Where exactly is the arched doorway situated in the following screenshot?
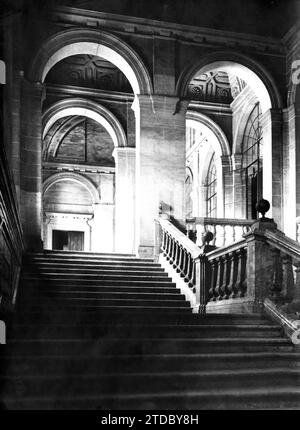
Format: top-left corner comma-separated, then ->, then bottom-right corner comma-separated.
179,54 -> 282,224
22,28 -> 152,252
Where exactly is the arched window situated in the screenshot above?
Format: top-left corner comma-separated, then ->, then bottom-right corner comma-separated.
242,103 -> 263,219
206,153 -> 217,217
185,170 -> 193,218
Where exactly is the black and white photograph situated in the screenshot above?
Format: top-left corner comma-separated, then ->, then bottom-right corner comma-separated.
0,0 -> 300,415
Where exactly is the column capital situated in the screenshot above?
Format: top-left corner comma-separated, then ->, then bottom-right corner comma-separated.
220,154 -> 232,168
112,146 -> 136,160
231,154 -> 243,169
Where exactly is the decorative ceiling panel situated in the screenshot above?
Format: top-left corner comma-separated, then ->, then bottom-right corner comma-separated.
45,54 -> 133,93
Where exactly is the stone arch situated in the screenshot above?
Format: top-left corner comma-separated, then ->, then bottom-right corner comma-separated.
28,27 -> 153,95
186,111 -> 231,156
177,51 -> 282,113
232,92 -> 259,155
43,172 -> 100,204
42,98 -> 127,149
186,111 -> 229,218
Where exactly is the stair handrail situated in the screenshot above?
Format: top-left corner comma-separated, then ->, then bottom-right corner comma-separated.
263,229 -> 300,262
158,217 -> 202,260
155,216 -> 212,314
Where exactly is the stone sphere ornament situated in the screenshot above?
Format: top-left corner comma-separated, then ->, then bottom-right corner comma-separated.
203,231 -> 214,245
256,199 -> 270,218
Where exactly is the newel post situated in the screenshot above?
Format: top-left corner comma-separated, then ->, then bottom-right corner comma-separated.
195,254 -> 209,315
195,231 -> 216,315
154,210 -> 170,262
154,219 -> 162,263
244,199 -> 278,312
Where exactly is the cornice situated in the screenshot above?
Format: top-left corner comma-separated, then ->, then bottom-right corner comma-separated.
47,6 -> 285,56
45,83 -> 134,103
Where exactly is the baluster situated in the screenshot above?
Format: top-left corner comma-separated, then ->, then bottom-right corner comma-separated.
197,223 -> 205,247
214,256 -> 224,300
208,259 -> 217,301
172,241 -> 178,269
195,255 -> 209,315
162,229 -> 167,256
232,225 -> 236,243
180,248 -> 187,278
234,248 -> 247,297
177,245 -> 183,274
165,233 -> 171,260
220,254 -> 230,299
269,248 -> 283,301
239,248 -> 247,297
281,254 -> 295,302
169,236 -> 175,264
227,251 -> 237,298
174,241 -> 181,271
189,258 -> 196,290
212,225 -> 217,247
184,253 -> 192,283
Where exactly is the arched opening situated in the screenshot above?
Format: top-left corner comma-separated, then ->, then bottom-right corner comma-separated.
206,153 -> 218,218
43,173 -> 98,252
29,28 -> 153,95
24,29 -> 151,252
181,55 -> 281,225
185,113 -> 230,219
241,103 -> 263,219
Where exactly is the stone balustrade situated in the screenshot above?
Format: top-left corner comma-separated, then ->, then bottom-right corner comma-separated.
206,240 -> 248,302
186,216 -> 252,247
155,214 -> 300,327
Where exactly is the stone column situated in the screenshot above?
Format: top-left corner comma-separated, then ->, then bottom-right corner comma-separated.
113,147 -> 136,254
232,154 -> 245,219
20,79 -> 43,250
282,104 -> 300,240
133,95 -> 188,258
221,155 -> 233,218
91,204 -> 114,253
261,109 -> 283,228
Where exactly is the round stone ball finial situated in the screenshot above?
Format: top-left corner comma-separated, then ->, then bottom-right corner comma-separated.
256,199 -> 270,218
203,231 -> 214,245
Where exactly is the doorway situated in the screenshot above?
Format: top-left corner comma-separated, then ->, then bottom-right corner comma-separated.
52,230 -> 84,251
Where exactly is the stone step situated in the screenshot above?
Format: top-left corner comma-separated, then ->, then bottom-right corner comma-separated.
13,305 -> 194,317
23,272 -> 172,282
6,323 -> 283,340
22,276 -> 176,288
41,250 -> 136,257
11,311 -> 274,325
25,260 -> 161,270
1,368 -> 300,399
3,337 -> 293,356
2,352 -> 300,376
27,254 -> 157,264
24,264 -> 166,274
18,297 -> 191,308
22,290 -> 185,301
3,388 -> 300,410
18,284 -> 182,295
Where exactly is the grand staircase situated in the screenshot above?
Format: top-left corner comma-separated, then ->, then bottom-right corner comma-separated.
1,250 -> 300,409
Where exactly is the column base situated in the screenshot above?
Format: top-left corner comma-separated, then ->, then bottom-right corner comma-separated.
138,245 -> 154,259
206,297 -> 265,314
